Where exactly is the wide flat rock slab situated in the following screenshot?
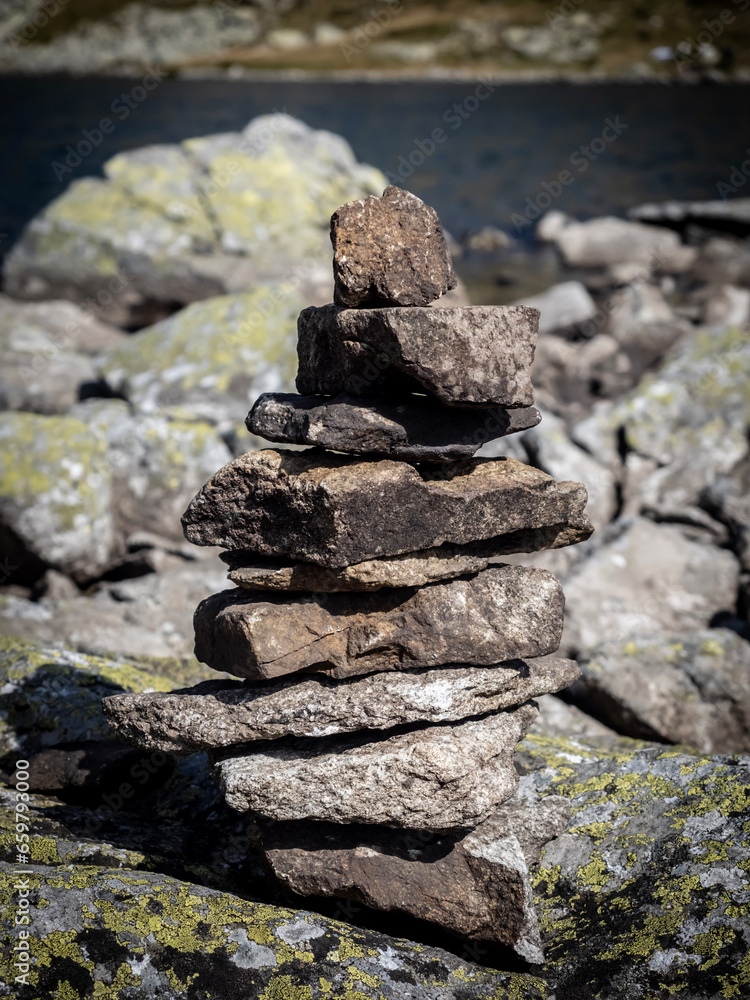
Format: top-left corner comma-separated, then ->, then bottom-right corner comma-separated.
247,392 -> 541,462
260,777 -> 570,963
193,565 -> 565,680
331,185 -> 457,308
223,523 -> 590,592
215,702 -> 538,830
295,304 -> 539,408
103,657 -> 578,753
183,449 -> 592,568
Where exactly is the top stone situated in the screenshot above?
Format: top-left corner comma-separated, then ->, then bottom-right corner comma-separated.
331,185 -> 457,308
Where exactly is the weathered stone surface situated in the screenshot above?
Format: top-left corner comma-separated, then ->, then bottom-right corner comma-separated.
223,519 -> 591,592
573,629 -> 750,753
216,702 -> 538,829
247,391 -> 541,461
539,212 -> 683,268
331,185 -> 456,308
261,777 -> 570,963
295,303 -> 538,407
630,196 -> 750,236
103,657 -> 578,752
561,517 -> 740,655
514,280 -> 596,336
0,864 -> 549,1000
183,449 -> 592,568
194,566 -> 565,680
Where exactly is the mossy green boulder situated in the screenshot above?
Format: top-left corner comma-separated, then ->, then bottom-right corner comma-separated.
2,114 -> 386,325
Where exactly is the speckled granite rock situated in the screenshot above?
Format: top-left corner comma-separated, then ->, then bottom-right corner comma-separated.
103,657 -> 579,752
194,566 -> 565,680
331,185 -> 456,307
216,702 -> 538,829
260,777 -> 570,964
247,391 -> 541,461
296,303 -> 539,407
182,449 -> 592,567
572,629 -> 750,753
0,862 -> 549,1000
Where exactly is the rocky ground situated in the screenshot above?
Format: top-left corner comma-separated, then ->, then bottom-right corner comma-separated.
1,0 -> 749,80
0,114 -> 749,995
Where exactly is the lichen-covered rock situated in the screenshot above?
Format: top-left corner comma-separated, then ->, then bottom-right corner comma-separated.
103,657 -> 579,752
194,567 -> 565,681
331,185 -> 456,307
296,303 -> 539,407
0,862 -> 550,999
183,449 -> 592,568
248,391 -> 542,461
520,733 -> 750,1000
3,115 -> 386,324
217,703 -> 538,829
572,628 -> 750,753
99,289 -> 306,434
0,411 -> 118,583
0,294 -> 125,415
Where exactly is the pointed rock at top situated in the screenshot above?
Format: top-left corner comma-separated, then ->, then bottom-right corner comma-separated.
331,185 -> 457,308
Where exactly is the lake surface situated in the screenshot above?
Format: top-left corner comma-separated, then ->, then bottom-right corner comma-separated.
1,76 -> 749,262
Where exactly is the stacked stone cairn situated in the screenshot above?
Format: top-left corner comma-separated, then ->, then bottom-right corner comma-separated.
104,186 -> 594,964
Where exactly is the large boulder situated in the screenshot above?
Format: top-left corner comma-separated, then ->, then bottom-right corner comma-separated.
3,115 -> 386,325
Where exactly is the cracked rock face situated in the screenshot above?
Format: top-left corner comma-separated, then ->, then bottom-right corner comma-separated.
247,391 -> 542,462
331,186 -> 457,308
295,303 -> 538,407
260,777 -> 570,963
193,565 -> 565,680
215,702 -> 538,829
103,657 -> 578,752
182,449 -> 592,568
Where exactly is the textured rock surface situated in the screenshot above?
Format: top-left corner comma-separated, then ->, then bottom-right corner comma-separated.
514,281 -> 596,336
4,115 -> 385,323
261,778 -> 570,963
562,517 -> 740,654
540,213 -> 683,268
183,449 -> 592,567
103,657 -> 579,752
216,702 -> 538,829
331,185 -> 456,307
0,863 -> 549,1000
296,303 -> 539,407
247,391 -> 541,461
224,520 -> 590,591
194,566 -> 565,680
573,629 -> 750,753
0,294 -> 125,415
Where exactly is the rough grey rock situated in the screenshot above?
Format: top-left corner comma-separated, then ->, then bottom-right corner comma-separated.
0,295 -> 125,415
573,629 -> 750,753
223,521 -> 591,592
529,692 -> 623,745
216,702 -> 538,829
260,778 -> 570,963
539,213 -> 683,268
629,196 -> 750,236
182,449 -> 592,568
514,281 -> 596,335
331,185 -> 456,307
0,863 -> 548,1000
194,565 -> 565,681
606,280 -> 691,371
561,517 -> 740,654
103,657 -> 579,752
701,453 -> 750,572
295,303 -> 539,408
247,391 -> 541,462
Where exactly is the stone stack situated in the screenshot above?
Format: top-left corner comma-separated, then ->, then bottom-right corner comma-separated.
104,186 -> 593,964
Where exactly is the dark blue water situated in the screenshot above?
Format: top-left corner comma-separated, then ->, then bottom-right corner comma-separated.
1,76 -> 749,260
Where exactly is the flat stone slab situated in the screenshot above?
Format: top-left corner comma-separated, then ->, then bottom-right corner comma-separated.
247,392 -> 541,462
194,565 -> 565,681
103,657 -> 578,753
223,521 -> 590,591
260,777 -> 570,963
182,450 -> 592,568
331,185 -> 457,307
295,304 -> 538,408
215,702 -> 538,830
